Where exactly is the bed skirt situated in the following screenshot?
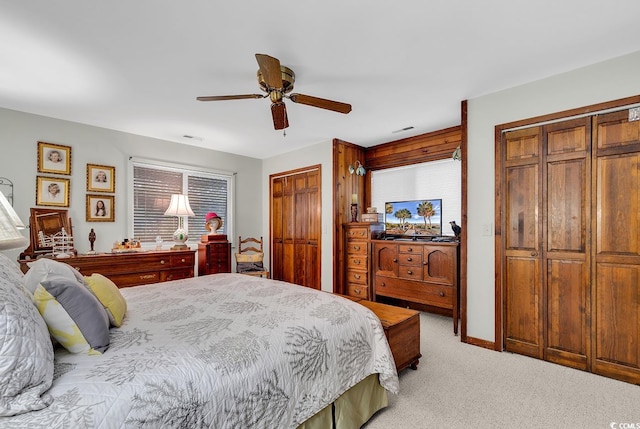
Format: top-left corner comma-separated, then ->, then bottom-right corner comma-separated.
298,373 -> 388,429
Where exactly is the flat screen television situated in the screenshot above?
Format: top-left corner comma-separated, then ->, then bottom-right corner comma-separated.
384,199 -> 442,238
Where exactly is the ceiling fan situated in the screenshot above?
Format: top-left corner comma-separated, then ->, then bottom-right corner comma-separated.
197,53 -> 352,130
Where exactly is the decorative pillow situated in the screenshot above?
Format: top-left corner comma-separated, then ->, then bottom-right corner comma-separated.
32,272 -> 110,355
84,273 -> 127,327
0,253 -> 54,416
23,257 -> 85,295
235,253 -> 264,272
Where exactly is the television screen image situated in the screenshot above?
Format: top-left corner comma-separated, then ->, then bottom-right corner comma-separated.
384,199 -> 442,237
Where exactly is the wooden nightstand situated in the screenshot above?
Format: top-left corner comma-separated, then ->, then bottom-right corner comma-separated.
198,235 -> 231,275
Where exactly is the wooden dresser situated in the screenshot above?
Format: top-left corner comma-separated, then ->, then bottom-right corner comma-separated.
343,222 -> 384,300
198,236 -> 231,276
19,249 -> 196,288
372,239 -> 460,334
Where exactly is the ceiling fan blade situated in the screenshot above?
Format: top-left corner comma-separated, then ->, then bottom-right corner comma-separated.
255,53 -> 283,90
196,94 -> 264,101
289,93 -> 352,114
271,102 -> 289,130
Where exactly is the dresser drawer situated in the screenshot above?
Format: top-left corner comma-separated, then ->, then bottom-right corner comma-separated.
346,283 -> 370,300
397,253 -> 421,266
398,265 -> 422,281
347,255 -> 368,269
109,271 -> 161,288
346,227 -> 370,240
161,268 -> 194,282
346,269 -> 367,285
170,253 -> 195,267
375,276 -> 453,308
398,244 -> 421,254
346,242 -> 367,255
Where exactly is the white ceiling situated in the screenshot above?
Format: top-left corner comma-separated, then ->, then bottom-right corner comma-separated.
1,1 -> 639,159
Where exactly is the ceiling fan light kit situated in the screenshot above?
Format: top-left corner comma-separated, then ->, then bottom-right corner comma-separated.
197,53 -> 351,130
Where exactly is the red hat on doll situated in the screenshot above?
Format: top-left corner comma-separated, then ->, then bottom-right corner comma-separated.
205,212 -> 219,222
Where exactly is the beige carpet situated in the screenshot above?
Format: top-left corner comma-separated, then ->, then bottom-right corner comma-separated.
364,312 -> 640,429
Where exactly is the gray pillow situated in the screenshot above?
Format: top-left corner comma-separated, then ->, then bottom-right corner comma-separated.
0,253 -> 54,416
35,272 -> 110,354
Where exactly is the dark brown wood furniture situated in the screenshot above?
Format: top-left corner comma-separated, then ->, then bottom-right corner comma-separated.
343,222 -> 384,300
372,239 -> 459,334
198,235 -> 231,276
19,249 -> 195,288
358,299 -> 421,372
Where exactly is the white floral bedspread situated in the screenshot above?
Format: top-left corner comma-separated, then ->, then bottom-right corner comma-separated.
3,273 -> 398,428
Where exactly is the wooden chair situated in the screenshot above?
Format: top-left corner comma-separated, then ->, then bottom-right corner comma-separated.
235,236 -> 269,278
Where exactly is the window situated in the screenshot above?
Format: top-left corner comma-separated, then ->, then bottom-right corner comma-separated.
129,158 -> 234,244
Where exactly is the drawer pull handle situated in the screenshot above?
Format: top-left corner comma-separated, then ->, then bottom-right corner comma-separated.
407,248 -> 413,252
359,232 -> 365,236
160,260 -> 166,264
355,289 -> 361,295
354,274 -> 361,279
354,259 -> 360,264
181,258 -> 186,262
354,245 -> 360,251
407,257 -> 412,261
393,258 -> 397,263
380,282 -> 386,287
407,270 -> 413,275
439,291 -> 445,297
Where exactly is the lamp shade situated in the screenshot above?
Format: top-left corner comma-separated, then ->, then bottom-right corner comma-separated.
0,192 -> 28,251
164,194 -> 195,217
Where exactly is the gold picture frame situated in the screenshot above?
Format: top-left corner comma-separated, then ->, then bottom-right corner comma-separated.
86,164 -> 115,193
36,176 -> 70,207
37,141 -> 72,175
86,194 -> 114,222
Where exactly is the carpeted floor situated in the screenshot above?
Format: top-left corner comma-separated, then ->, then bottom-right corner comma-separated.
364,312 -> 640,429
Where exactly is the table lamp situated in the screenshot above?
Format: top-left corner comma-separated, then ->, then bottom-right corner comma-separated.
0,191 -> 28,251
163,194 -> 194,250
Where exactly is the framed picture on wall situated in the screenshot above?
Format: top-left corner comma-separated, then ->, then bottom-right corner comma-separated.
86,194 -> 114,222
86,164 -> 115,193
36,176 -> 70,207
37,141 -> 72,175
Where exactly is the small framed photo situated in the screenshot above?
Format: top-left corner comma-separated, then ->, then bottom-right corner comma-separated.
86,164 -> 115,193
36,176 -> 70,207
86,194 -> 114,222
37,141 -> 72,175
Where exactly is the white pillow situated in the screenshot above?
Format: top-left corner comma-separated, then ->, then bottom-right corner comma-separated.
0,253 -> 53,416
23,257 -> 85,295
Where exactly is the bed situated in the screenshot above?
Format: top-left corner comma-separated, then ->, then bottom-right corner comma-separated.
0,253 -> 398,428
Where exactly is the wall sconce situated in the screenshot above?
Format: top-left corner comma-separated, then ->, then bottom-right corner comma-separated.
452,146 -> 462,161
348,160 -> 366,176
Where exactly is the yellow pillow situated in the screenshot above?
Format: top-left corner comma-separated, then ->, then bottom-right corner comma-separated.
84,274 -> 127,327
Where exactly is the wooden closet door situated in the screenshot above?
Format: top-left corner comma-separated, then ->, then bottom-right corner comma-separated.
503,126 -> 544,359
543,118 -> 591,370
592,110 -> 640,383
270,166 -> 321,289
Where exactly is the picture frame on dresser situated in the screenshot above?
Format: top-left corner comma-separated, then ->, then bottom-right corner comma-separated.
36,176 -> 70,207
86,163 -> 115,193
37,141 -> 72,175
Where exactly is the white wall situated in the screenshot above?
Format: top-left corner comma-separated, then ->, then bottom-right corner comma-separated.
466,50 -> 640,342
262,140 -> 333,292
0,107 -> 263,263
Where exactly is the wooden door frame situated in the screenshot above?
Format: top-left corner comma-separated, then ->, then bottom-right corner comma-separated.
494,95 -> 640,352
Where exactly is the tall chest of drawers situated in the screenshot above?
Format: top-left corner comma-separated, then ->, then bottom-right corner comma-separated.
198,236 -> 231,276
343,222 -> 384,300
